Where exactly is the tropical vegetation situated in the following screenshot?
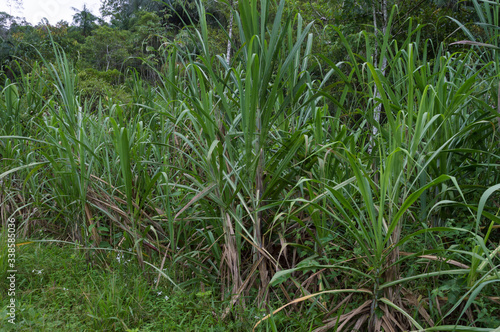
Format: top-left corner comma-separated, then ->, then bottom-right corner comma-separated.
1,0 -> 499,331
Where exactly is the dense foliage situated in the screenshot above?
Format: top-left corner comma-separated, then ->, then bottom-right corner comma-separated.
1,0 -> 499,331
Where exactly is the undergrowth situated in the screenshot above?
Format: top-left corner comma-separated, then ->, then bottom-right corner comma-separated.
0,241 -> 316,331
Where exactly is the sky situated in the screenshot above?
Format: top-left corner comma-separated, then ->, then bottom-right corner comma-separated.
0,0 -> 102,26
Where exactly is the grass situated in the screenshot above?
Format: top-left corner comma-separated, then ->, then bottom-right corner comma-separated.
1,0 -> 500,330
0,241 -> 311,331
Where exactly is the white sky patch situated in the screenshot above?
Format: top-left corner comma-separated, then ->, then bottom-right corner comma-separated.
0,0 -> 101,26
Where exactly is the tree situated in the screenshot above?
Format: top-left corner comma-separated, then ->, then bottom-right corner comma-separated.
100,0 -> 167,29
78,26 -> 132,71
72,5 -> 99,37
101,0 -> 165,17
100,0 -> 200,30
0,12 -> 14,39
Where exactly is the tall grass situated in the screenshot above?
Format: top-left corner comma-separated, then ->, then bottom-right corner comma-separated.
1,0 -> 499,330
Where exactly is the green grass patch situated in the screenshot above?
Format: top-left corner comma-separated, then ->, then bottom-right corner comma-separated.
0,241 -> 317,331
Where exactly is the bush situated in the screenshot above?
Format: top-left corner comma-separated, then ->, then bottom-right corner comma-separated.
77,69 -> 130,110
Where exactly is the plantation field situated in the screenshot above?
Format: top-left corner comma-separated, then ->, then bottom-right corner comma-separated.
1,0 -> 500,330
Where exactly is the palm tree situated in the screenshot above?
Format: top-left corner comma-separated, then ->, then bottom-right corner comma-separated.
72,5 -> 98,37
